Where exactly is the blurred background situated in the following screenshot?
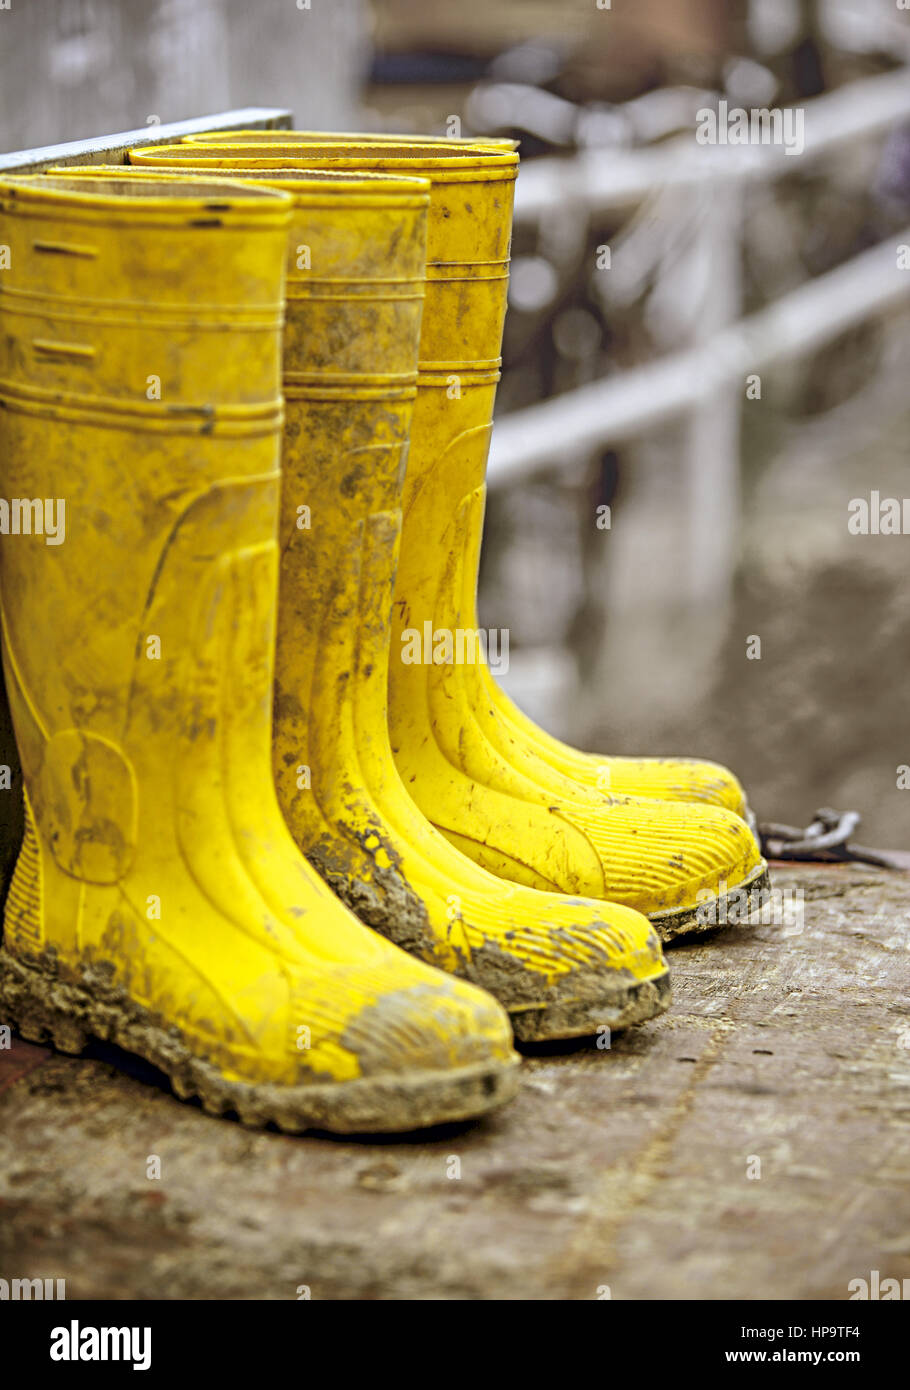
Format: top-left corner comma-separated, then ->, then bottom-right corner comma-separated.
1,0 -> 909,849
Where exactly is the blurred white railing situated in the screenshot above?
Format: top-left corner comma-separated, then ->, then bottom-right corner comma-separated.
490,223 -> 910,484
489,66 -> 910,489
508,67 -> 910,224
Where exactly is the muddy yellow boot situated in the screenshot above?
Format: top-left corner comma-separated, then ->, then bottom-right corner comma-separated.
170,135 -> 747,823
104,157 -> 671,1036
0,172 -> 520,1130
127,142 -> 767,939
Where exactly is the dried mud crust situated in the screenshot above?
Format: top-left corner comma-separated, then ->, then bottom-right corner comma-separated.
507,968 -> 671,1043
305,833 -> 438,961
649,862 -> 772,943
304,830 -> 672,1041
0,947 -> 520,1134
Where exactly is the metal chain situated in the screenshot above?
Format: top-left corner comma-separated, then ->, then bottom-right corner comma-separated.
757,807 -> 905,870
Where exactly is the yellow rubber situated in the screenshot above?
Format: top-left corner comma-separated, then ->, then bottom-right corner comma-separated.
175,139 -> 747,818
182,128 -> 518,149
83,158 -> 669,1037
124,142 -> 767,928
0,171 -> 521,1131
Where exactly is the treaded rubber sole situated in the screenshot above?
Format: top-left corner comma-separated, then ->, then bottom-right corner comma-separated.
507,967 -> 671,1043
649,862 -> 772,943
0,947 -> 521,1134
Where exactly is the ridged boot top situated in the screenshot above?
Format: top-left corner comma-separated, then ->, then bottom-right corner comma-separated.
129,141 -> 520,183
181,127 -> 519,150
55,163 -> 431,403
0,173 -> 293,425
126,144 -> 518,370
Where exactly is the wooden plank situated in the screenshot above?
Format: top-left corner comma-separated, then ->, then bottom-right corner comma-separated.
1,865 -> 906,1299
0,1038 -> 52,1097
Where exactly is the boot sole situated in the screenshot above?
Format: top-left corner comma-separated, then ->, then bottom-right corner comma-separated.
648,862 -> 772,943
505,967 -> 671,1042
0,947 -> 520,1134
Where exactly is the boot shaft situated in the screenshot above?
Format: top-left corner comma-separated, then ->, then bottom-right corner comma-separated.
176,136 -> 517,369
55,162 -> 429,771
53,163 -> 431,510
0,175 -> 292,860
126,142 -> 516,558
52,163 -> 432,755
127,140 -> 517,371
0,175 -> 289,406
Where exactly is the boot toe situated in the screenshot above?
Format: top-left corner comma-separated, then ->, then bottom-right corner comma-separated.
558,797 -> 764,914
452,887 -> 668,1035
602,756 -> 748,819
289,960 -> 517,1082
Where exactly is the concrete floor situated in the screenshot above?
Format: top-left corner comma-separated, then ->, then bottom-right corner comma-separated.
1,864 -> 908,1300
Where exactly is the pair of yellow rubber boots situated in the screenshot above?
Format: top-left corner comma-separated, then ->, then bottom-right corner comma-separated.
0,135 -> 766,1133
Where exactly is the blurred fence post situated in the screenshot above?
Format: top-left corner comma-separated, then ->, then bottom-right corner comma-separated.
684,179 -> 743,614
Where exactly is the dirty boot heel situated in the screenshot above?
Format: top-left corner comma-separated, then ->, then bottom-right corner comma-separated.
0,947 -> 89,1055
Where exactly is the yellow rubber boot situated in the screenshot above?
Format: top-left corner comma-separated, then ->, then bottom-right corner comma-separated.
173,135 -> 750,822
127,143 -> 767,938
0,172 -> 521,1130
101,158 -> 671,1035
